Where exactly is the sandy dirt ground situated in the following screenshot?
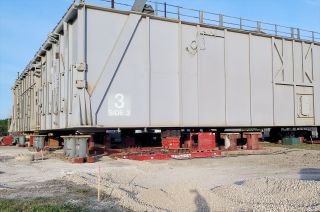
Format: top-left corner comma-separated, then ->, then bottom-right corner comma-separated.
0,146 -> 319,211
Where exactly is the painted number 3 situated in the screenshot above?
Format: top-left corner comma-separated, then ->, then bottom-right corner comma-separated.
114,93 -> 125,109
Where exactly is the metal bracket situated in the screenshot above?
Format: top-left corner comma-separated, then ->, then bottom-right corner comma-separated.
76,63 -> 87,72
76,80 -> 86,89
48,33 -> 59,43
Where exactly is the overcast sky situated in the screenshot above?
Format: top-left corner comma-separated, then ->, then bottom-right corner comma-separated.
0,0 -> 319,119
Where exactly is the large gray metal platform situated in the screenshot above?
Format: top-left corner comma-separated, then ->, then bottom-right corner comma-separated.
9,1 -> 320,133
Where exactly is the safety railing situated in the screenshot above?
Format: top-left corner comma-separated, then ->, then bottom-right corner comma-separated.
99,0 -> 320,42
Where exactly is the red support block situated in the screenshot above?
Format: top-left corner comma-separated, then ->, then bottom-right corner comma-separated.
3,136 -> 13,146
243,132 -> 262,150
197,132 -> 216,150
162,137 -> 180,149
220,133 -> 240,150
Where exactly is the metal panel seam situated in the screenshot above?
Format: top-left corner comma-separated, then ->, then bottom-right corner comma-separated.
146,16 -> 151,127
196,25 -> 200,127
249,33 -> 252,126
302,42 -> 305,84
292,40 -> 297,125
224,29 -> 227,125
178,21 -> 183,127
271,37 -> 275,126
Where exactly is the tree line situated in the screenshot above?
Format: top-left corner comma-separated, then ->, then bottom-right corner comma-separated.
0,119 -> 9,136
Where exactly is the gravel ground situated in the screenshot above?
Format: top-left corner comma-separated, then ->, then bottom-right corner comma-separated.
0,146 -> 319,211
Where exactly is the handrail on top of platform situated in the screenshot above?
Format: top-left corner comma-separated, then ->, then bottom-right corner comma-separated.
98,0 -> 320,43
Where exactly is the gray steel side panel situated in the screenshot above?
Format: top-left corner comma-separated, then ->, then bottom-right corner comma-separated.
181,24 -> 198,126
86,10 -> 127,95
225,32 -> 251,126
313,46 -> 320,125
149,19 -> 180,127
250,35 -> 273,126
198,28 -> 226,126
274,84 -> 295,126
89,12 -> 143,126
95,17 -> 149,127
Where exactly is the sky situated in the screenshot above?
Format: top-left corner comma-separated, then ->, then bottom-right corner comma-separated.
0,0 -> 319,119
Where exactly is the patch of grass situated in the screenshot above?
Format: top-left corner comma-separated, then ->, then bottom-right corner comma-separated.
0,198 -> 85,212
262,142 -> 320,150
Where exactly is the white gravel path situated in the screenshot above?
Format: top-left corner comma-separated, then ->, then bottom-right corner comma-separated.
0,146 -> 319,211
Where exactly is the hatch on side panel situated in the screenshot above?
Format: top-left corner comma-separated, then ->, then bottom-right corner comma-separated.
296,86 -> 314,125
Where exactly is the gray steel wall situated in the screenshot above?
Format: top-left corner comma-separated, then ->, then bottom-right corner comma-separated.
9,4 -> 320,133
